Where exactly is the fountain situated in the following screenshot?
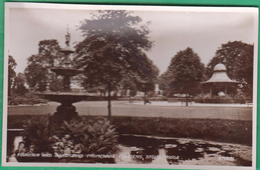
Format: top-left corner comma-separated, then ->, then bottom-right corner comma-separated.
43,29 -> 96,121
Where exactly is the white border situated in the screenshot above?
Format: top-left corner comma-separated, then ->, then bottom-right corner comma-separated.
252,6 -> 258,170
2,2 -> 258,170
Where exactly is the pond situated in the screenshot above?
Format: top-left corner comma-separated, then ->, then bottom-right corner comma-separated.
7,133 -> 252,166
115,135 -> 252,166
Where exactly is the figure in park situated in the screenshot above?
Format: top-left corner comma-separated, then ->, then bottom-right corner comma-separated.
143,95 -> 151,105
65,27 -> 70,46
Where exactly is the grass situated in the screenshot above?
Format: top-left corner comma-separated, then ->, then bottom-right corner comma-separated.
7,115 -> 252,146
8,101 -> 252,121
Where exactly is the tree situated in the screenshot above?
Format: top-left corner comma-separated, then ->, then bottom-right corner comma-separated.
13,72 -> 28,96
206,41 -> 254,97
74,10 -> 157,118
120,56 -> 159,95
137,58 -> 159,94
8,55 -> 17,96
159,47 -> 205,106
158,70 -> 175,97
24,39 -> 63,92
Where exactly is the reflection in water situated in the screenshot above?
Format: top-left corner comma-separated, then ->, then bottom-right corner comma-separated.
119,135 -> 252,166
130,147 -> 159,163
166,143 -> 204,164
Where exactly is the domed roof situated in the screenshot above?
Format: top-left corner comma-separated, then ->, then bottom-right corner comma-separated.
202,63 -> 239,84
214,63 -> 226,71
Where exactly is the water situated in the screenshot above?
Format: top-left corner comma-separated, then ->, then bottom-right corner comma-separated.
116,135 -> 252,166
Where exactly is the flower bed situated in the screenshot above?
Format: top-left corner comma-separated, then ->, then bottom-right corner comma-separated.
14,115 -> 118,163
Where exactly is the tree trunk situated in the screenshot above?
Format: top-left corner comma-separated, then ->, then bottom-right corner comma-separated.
108,84 -> 111,120
186,93 -> 188,106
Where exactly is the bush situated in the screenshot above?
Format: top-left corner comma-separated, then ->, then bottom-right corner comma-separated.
61,117 -> 119,154
15,116 -> 118,158
22,115 -> 54,153
194,94 -> 241,104
203,94 -> 212,103
150,96 -> 167,101
212,95 -> 234,104
234,93 -> 246,104
8,92 -> 47,105
194,94 -> 204,103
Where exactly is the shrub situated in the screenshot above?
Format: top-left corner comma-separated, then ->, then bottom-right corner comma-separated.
8,92 -> 47,105
234,93 -> 246,104
203,93 -> 212,103
150,96 -> 167,101
61,118 -> 119,154
212,95 -> 234,104
195,93 -> 238,103
15,116 -> 119,162
194,94 -> 204,103
22,115 -> 54,153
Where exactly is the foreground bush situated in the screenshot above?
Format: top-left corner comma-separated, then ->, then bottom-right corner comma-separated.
15,115 -> 118,161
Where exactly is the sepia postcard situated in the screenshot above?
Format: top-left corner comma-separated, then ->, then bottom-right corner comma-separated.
2,2 -> 258,170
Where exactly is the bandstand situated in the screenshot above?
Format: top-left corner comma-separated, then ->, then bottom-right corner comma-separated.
201,63 -> 240,96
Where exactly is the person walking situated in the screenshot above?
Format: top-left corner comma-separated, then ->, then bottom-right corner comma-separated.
143,95 -> 151,105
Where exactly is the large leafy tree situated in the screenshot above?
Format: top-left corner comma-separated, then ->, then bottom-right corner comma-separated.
13,72 -> 28,95
8,55 -> 17,96
120,56 -> 159,96
158,70 -> 175,97
74,10 -> 157,118
137,58 -> 159,94
159,47 -> 205,105
206,41 -> 254,97
24,39 -> 63,92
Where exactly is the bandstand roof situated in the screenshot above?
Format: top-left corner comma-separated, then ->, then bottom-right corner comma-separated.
202,63 -> 240,84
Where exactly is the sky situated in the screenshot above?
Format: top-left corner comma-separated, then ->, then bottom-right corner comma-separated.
6,4 -> 258,75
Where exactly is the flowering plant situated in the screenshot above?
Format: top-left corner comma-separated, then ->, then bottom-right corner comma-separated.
15,115 -> 118,162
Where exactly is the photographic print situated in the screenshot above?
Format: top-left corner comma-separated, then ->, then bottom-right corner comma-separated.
2,3 -> 258,170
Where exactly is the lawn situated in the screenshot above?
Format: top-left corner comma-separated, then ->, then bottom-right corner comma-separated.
8,101 -> 253,120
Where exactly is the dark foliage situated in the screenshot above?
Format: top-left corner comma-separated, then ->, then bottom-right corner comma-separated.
8,55 -> 17,96
24,39 -> 63,92
206,41 -> 254,97
8,92 -> 47,105
74,10 -> 158,118
158,47 -> 205,101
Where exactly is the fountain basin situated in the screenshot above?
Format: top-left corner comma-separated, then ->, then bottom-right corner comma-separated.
51,68 -> 82,77
43,92 -> 98,104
